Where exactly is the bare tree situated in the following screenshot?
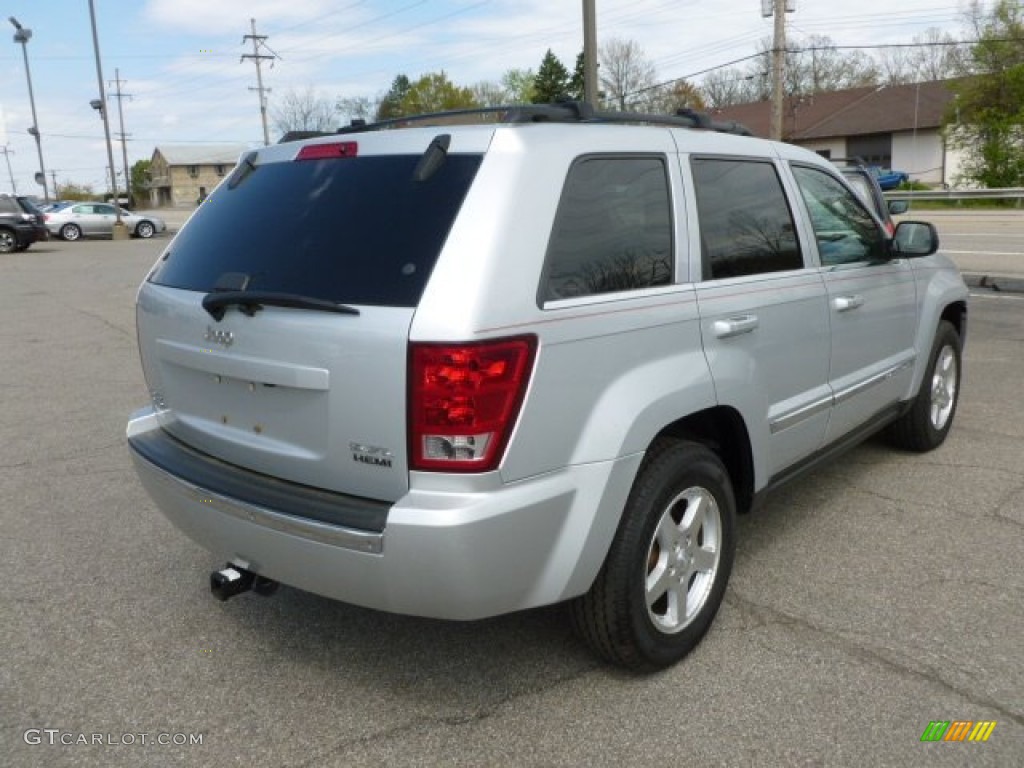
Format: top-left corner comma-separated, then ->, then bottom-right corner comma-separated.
907,28 -> 967,81
599,38 -> 656,110
336,96 -> 375,126
701,69 -> 760,107
271,87 -> 338,136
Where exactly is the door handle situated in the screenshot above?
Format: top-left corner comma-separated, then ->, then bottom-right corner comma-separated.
833,294 -> 864,312
713,315 -> 759,339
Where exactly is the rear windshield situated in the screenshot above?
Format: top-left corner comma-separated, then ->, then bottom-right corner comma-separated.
149,153 -> 482,307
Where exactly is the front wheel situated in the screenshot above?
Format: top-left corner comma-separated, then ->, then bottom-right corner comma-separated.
570,440 -> 736,671
135,220 -> 155,239
61,223 -> 82,242
888,320 -> 962,451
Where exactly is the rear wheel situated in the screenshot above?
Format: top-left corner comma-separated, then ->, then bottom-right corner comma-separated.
0,228 -> 16,253
888,320 -> 961,451
570,440 -> 736,671
61,223 -> 82,242
135,220 -> 155,239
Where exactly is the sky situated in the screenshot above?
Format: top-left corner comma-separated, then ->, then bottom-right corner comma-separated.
0,0 -> 977,199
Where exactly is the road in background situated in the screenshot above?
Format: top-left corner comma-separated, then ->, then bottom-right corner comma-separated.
899,209 -> 1024,280
2,236 -> 1021,767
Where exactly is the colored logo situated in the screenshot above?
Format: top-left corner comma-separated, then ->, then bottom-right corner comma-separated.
920,720 -> 996,742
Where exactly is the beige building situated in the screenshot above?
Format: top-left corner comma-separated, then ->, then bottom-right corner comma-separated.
711,80 -> 963,187
146,145 -> 250,207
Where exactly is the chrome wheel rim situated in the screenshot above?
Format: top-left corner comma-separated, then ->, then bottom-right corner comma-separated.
0,231 -> 14,252
62,225 -> 80,241
929,345 -> 957,431
138,222 -> 153,238
645,486 -> 721,634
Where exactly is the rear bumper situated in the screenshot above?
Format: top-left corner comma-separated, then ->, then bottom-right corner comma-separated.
127,407 -> 640,620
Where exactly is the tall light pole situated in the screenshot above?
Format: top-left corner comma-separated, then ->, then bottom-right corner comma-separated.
9,17 -> 49,202
86,0 -> 127,238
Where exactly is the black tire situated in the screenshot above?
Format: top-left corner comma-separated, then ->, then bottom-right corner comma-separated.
0,228 -> 16,253
570,439 -> 736,671
61,223 -> 82,242
888,320 -> 961,452
135,220 -> 155,239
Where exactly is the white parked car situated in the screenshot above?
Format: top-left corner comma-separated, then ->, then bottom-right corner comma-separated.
45,202 -> 166,240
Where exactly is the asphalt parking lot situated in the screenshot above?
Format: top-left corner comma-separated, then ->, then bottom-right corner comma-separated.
1,228 -> 1022,767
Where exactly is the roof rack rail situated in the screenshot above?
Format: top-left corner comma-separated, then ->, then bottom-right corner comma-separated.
337,101 -> 752,137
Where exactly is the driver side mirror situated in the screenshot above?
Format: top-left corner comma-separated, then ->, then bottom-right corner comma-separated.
892,221 -> 939,258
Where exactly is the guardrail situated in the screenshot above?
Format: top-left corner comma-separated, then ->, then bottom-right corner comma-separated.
884,188 -> 1024,206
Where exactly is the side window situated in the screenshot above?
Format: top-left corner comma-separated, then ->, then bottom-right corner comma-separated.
73,205 -> 92,214
691,158 -> 802,280
0,198 -> 19,214
542,156 -> 672,302
791,165 -> 885,266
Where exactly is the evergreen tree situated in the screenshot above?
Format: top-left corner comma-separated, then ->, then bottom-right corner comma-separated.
532,50 -> 571,103
376,74 -> 411,120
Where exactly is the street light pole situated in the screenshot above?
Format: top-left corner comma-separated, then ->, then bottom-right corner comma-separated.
86,0 -> 127,238
9,17 -> 49,202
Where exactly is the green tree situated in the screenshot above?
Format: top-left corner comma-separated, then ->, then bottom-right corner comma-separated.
130,160 -> 151,207
376,74 -> 411,120
948,0 -> 1024,188
569,52 -> 586,101
501,68 -> 536,104
399,72 -> 477,115
532,50 -> 571,103
59,182 -> 96,201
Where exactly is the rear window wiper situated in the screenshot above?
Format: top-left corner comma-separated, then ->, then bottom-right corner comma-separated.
202,290 -> 360,322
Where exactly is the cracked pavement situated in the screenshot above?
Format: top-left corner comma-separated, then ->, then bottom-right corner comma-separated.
2,237 -> 1022,767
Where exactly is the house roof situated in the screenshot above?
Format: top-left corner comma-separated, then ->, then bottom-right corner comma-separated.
710,79 -> 958,141
152,144 -> 250,166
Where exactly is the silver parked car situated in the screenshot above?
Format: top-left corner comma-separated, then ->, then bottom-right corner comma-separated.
127,103 -> 967,671
45,202 -> 166,240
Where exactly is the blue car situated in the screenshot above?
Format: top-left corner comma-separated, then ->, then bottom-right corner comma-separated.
871,167 -> 909,190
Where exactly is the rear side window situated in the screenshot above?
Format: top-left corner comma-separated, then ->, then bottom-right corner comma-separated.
691,158 -> 802,280
149,153 -> 482,307
542,156 -> 672,302
0,198 -> 20,214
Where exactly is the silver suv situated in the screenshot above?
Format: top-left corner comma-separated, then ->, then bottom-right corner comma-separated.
128,104 -> 967,671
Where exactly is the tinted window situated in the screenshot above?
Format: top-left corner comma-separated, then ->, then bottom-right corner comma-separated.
691,158 -> 802,280
0,198 -> 19,214
149,153 -> 482,307
542,156 -> 672,302
792,165 -> 885,266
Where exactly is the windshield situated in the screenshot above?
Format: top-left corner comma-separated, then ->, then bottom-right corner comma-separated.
149,153 -> 482,307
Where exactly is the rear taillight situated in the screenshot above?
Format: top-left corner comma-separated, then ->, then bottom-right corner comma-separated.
884,220 -> 895,237
295,141 -> 358,161
409,336 -> 537,472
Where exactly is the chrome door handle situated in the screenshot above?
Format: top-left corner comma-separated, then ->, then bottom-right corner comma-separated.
713,315 -> 759,339
833,294 -> 864,312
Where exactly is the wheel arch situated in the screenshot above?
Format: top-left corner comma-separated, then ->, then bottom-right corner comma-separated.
653,405 -> 755,515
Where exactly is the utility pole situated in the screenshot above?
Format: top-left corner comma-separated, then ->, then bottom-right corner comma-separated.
109,68 -> 132,205
763,0 -> 795,141
582,0 -> 598,106
770,0 -> 786,140
0,145 -> 16,193
49,169 -> 58,198
242,18 -> 275,146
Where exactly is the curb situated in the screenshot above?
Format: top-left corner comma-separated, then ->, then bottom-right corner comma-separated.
962,273 -> 1024,294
